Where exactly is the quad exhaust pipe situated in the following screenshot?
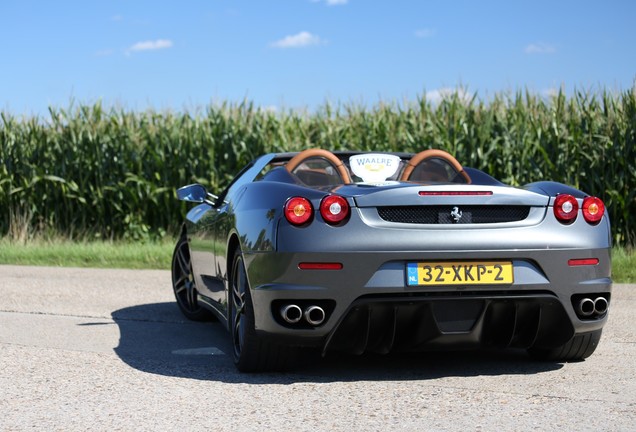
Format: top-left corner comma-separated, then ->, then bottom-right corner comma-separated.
576,296 -> 609,318
280,304 -> 302,324
280,304 -> 326,326
578,298 -> 595,317
593,297 -> 608,315
304,306 -> 326,326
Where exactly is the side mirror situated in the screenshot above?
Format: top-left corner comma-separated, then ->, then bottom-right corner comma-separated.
177,184 -> 216,205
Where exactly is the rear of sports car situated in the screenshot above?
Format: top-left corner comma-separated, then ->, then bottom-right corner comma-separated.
246,182 -> 611,362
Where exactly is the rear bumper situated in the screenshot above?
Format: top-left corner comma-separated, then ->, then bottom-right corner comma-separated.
246,246 -> 611,353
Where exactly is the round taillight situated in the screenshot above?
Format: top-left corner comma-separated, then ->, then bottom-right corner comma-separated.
582,196 -> 605,224
320,195 -> 350,225
554,194 -> 579,224
284,197 -> 313,226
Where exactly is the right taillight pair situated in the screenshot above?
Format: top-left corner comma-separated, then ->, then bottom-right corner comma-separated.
553,194 -> 605,225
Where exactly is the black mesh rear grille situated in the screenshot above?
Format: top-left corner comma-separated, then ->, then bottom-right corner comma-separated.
377,205 -> 531,224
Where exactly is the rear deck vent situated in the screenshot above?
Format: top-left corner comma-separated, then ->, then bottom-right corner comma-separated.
377,205 -> 531,224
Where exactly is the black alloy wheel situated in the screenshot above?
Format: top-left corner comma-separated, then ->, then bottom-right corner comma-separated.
229,247 -> 297,372
171,236 -> 213,321
231,252 -> 249,363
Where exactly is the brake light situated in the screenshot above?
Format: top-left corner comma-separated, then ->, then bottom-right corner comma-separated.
553,194 -> 579,224
419,191 -> 493,196
284,197 -> 313,226
320,195 -> 350,225
582,197 -> 605,224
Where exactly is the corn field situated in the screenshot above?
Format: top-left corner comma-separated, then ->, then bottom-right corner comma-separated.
1,88 -> 635,244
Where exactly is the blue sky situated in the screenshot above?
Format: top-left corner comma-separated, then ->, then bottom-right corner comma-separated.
1,0 -> 635,115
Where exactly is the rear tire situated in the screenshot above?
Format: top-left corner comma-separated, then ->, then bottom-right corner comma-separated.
171,235 -> 214,321
229,248 -> 297,372
528,330 -> 602,362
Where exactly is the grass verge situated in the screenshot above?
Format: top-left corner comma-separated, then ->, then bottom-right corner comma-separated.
0,238 -> 174,270
0,239 -> 633,283
612,247 -> 636,284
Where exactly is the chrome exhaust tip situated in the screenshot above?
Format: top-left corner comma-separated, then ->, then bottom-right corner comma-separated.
280,304 -> 302,324
304,305 -> 326,326
594,297 -> 609,315
578,298 -> 595,317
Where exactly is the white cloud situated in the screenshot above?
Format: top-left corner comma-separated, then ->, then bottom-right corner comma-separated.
261,105 -> 278,113
525,43 -> 556,54
270,31 -> 323,49
425,88 -> 472,105
414,28 -> 436,38
127,39 -> 174,54
542,88 -> 559,98
312,0 -> 348,5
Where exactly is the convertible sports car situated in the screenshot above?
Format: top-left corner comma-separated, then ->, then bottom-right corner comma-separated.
172,148 -> 612,372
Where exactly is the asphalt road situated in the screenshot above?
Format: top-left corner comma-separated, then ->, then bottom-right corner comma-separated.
0,265 -> 634,431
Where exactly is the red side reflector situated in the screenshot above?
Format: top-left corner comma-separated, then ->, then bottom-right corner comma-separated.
298,262 -> 343,270
568,258 -> 599,266
419,191 -> 493,196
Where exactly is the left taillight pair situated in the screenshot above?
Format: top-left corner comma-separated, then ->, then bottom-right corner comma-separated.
553,194 -> 605,225
284,195 -> 350,226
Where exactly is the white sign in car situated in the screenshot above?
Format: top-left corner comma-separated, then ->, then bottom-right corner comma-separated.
349,154 -> 401,183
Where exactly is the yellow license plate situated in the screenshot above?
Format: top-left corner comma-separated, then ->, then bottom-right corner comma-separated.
406,261 -> 513,286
